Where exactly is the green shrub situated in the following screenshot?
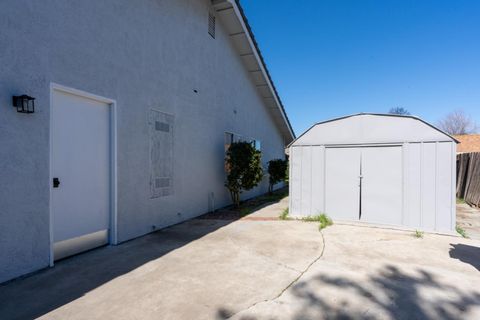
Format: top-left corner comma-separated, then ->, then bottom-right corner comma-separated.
267,159 -> 288,193
225,142 -> 263,207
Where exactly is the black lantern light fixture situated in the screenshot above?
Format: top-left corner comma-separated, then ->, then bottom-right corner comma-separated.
12,94 -> 35,113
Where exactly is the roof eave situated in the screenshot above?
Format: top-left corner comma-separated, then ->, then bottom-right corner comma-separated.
212,0 -> 295,144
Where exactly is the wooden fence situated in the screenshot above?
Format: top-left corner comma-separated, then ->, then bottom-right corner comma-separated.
457,152 -> 480,207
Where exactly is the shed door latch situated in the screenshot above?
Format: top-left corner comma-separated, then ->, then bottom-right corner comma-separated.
53,177 -> 60,188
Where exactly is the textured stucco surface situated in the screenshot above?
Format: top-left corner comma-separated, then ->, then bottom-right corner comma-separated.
0,0 -> 287,282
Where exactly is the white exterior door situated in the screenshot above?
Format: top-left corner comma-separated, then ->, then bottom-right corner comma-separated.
325,147 -> 361,221
361,146 -> 403,225
51,89 -> 111,260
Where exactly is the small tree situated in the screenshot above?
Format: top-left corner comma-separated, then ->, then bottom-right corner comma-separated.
267,159 -> 288,193
225,142 -> 263,207
438,109 -> 478,135
389,107 -> 410,115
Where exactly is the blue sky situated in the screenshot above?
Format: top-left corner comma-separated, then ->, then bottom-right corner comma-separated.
240,0 -> 480,136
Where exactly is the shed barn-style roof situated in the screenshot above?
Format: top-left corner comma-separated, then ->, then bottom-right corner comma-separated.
290,113 -> 458,147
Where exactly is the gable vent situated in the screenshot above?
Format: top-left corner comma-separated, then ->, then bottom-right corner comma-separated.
208,11 -> 215,38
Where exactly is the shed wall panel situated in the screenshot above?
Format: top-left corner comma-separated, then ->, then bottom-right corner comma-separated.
404,143 -> 422,228
290,147 -> 302,215
311,146 -> 325,215
436,142 -> 454,232
300,147 -> 312,215
421,143 -> 437,230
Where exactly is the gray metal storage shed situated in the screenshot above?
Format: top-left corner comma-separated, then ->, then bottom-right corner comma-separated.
288,113 -> 458,233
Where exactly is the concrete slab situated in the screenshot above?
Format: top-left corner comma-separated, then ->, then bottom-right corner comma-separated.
230,224 -> 480,320
2,198 -> 480,320
243,197 -> 289,220
457,203 -> 480,240
0,217 -> 322,320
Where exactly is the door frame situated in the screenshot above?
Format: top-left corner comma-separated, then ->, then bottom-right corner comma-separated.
49,83 -> 118,266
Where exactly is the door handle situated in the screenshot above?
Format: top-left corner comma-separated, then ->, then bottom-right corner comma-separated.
53,177 -> 60,188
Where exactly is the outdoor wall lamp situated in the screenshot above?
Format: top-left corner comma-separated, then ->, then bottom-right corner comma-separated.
12,95 -> 35,113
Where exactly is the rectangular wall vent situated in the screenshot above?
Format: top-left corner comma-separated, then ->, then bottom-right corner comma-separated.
155,177 -> 171,188
149,110 -> 174,198
155,121 -> 170,132
208,12 -> 215,38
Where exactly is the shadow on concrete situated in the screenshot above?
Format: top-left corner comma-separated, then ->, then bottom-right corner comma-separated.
449,243 -> 480,271
217,265 -> 480,320
0,219 -> 233,320
296,265 -> 480,319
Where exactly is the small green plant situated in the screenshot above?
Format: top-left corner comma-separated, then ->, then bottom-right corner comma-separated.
413,230 -> 424,238
279,208 -> 289,220
318,214 -> 333,230
456,225 -> 468,238
301,215 -> 322,222
302,213 -> 333,230
456,198 -> 466,205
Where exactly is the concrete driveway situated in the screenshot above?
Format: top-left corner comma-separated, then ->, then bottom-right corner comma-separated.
1,200 -> 480,320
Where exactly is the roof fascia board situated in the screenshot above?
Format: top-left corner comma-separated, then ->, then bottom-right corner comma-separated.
221,0 -> 295,141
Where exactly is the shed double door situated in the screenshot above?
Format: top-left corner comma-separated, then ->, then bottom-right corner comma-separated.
325,146 -> 403,226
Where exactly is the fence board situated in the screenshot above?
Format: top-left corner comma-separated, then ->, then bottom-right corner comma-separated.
457,152 -> 480,207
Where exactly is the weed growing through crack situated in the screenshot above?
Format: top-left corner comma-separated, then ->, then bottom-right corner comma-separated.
456,225 -> 468,238
318,214 -> 333,230
302,213 -> 333,230
413,230 -> 424,238
279,208 -> 289,220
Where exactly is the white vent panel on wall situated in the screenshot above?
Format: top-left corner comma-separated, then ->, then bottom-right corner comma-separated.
149,110 -> 174,198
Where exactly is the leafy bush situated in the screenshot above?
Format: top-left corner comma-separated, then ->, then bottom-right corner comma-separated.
267,159 -> 288,193
225,142 -> 263,207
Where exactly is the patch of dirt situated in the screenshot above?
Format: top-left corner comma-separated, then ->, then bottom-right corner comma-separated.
198,188 -> 288,221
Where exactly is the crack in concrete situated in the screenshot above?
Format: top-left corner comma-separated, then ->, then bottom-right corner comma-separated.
226,230 -> 327,319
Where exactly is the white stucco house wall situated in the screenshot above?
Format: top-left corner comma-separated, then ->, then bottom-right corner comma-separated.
0,0 -> 295,283
289,114 -> 457,234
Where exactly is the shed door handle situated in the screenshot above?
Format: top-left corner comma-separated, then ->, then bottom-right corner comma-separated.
53,177 -> 60,188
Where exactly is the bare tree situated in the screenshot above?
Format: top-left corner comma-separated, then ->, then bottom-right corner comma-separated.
437,109 -> 477,135
389,107 -> 410,115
